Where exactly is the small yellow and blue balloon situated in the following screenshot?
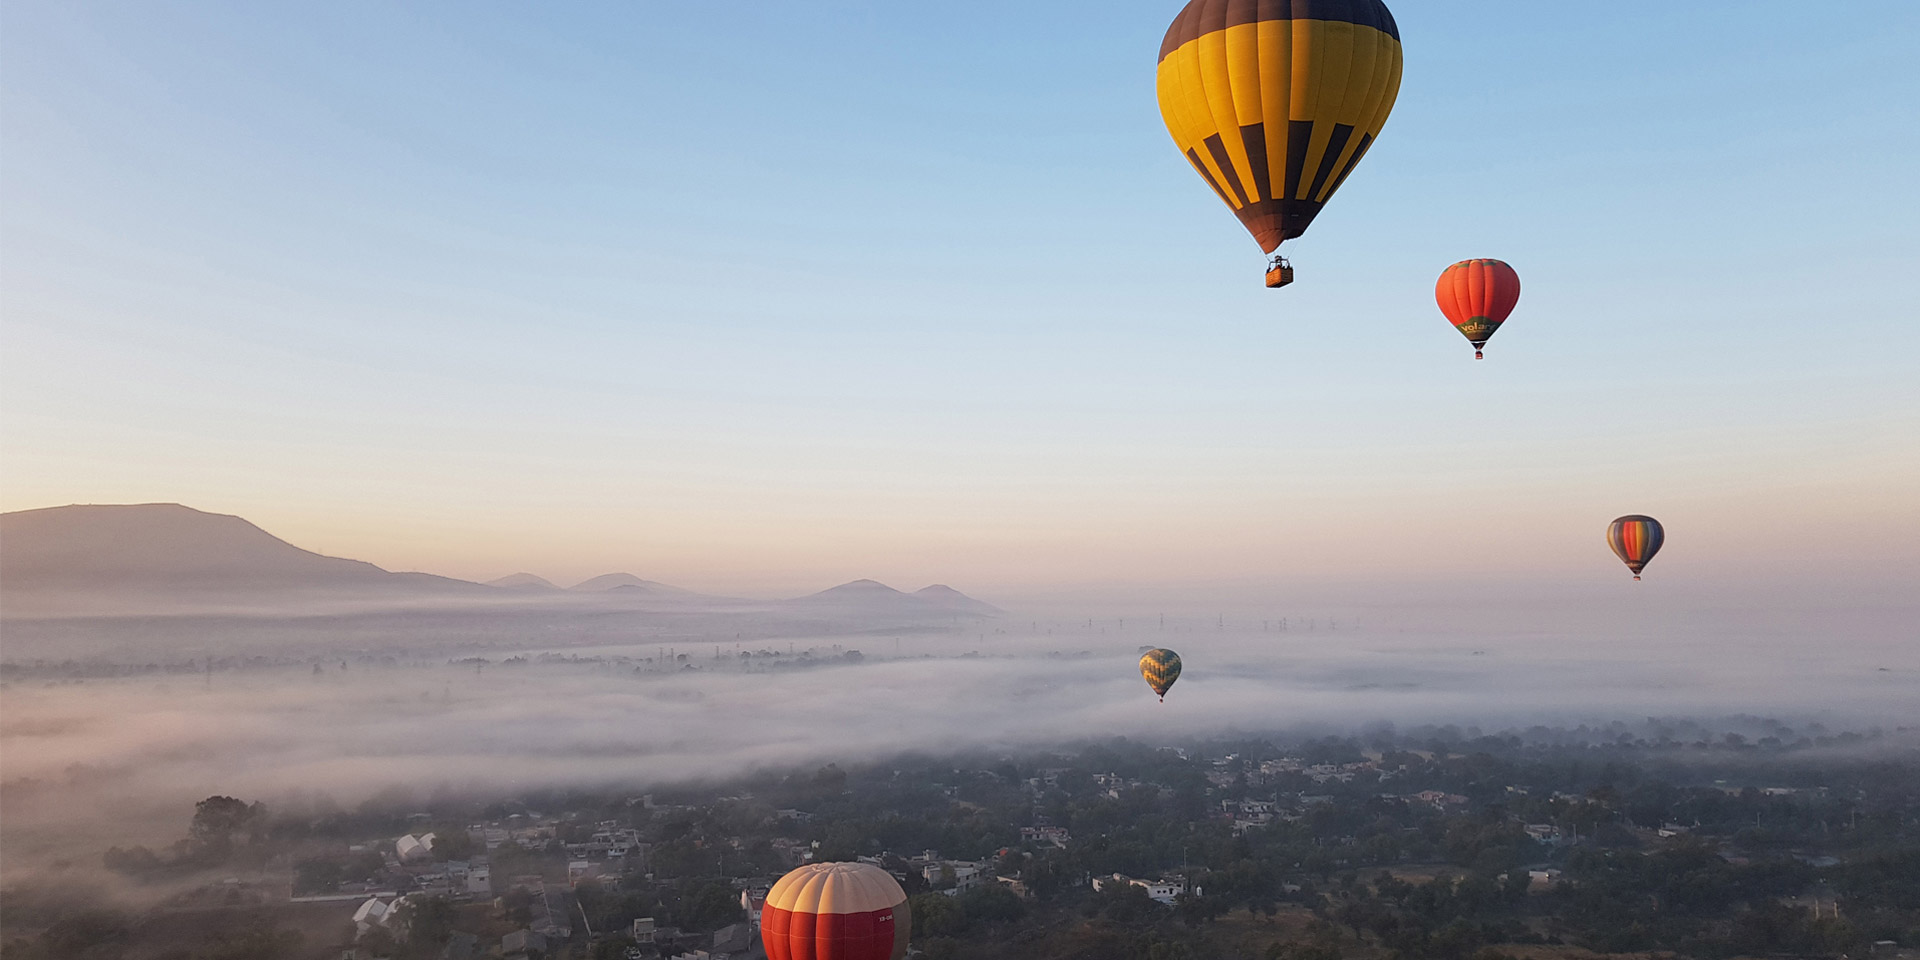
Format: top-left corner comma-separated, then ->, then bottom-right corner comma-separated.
1607,515 -> 1665,581
1139,648 -> 1182,702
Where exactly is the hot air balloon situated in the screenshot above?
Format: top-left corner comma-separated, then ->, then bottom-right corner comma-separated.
1436,259 -> 1521,359
1156,0 -> 1404,287
1607,515 -> 1665,581
1139,648 -> 1182,702
762,861 -> 910,960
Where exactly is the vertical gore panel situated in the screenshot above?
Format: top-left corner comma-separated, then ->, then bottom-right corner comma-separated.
1255,18 -> 1292,202
1203,134 -> 1251,205
1305,123 -> 1355,200
1196,21 -> 1256,206
1282,118 -> 1314,202
1339,22 -> 1380,126
788,910 -> 818,960
1323,132 -> 1372,197
1239,123 -> 1271,201
1186,149 -> 1233,204
1224,19 -> 1264,129
1174,35 -> 1236,201
762,907 -> 793,960
1287,15 -> 1317,124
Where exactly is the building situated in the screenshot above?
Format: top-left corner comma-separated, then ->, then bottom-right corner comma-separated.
501,929 -> 547,959
1092,873 -> 1189,905
351,897 -> 391,935
921,860 -> 985,893
712,923 -> 753,954
466,864 -> 492,898
531,882 -> 573,940
439,932 -> 480,960
632,917 -> 657,943
1019,826 -> 1070,847
395,833 -> 437,864
740,889 -> 767,928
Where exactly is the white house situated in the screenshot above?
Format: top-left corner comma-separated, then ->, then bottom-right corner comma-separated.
395,833 -> 437,864
466,864 -> 492,898
352,897 -> 390,934
1092,873 -> 1189,905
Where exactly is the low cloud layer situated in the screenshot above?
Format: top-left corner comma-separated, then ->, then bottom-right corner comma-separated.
6,621 -> 1916,876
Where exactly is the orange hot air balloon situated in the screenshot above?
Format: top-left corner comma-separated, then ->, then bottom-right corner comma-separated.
762,862 -> 910,960
1435,259 -> 1521,359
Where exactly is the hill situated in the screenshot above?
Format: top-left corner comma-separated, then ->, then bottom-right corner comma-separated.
570,572 -> 695,595
914,583 -> 1006,617
786,579 -> 1002,617
487,573 -> 561,591
0,503 -> 480,600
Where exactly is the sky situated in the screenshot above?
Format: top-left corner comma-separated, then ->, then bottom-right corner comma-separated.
3,1 -> 1917,600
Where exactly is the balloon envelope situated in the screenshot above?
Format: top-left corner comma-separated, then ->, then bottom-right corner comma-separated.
1435,259 -> 1521,357
1139,648 -> 1183,701
1607,515 -> 1665,579
762,862 -> 910,960
1156,0 -> 1404,253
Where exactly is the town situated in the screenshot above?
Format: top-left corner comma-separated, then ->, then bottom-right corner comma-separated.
3,718 -> 1917,960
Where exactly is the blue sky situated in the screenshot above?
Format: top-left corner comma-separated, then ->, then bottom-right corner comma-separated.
3,1 -> 1916,600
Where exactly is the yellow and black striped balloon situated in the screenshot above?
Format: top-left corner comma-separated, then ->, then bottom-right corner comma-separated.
1156,0 -> 1404,253
1139,648 -> 1183,702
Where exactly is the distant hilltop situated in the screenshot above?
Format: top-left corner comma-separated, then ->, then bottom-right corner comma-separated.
0,503 -> 1003,619
787,578 -> 1005,617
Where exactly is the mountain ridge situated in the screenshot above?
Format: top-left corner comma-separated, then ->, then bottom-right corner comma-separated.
0,503 -> 477,593
0,504 -> 1001,617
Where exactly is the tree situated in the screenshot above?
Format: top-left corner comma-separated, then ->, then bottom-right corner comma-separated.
589,936 -> 637,960
959,883 -> 1025,924
682,881 -> 745,931
1089,881 -> 1163,927
190,796 -> 261,861
430,829 -> 476,861
391,896 -> 455,954
910,893 -> 967,937
501,887 -> 536,926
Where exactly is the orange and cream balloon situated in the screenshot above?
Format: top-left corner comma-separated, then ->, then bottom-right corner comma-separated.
761,861 -> 911,960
